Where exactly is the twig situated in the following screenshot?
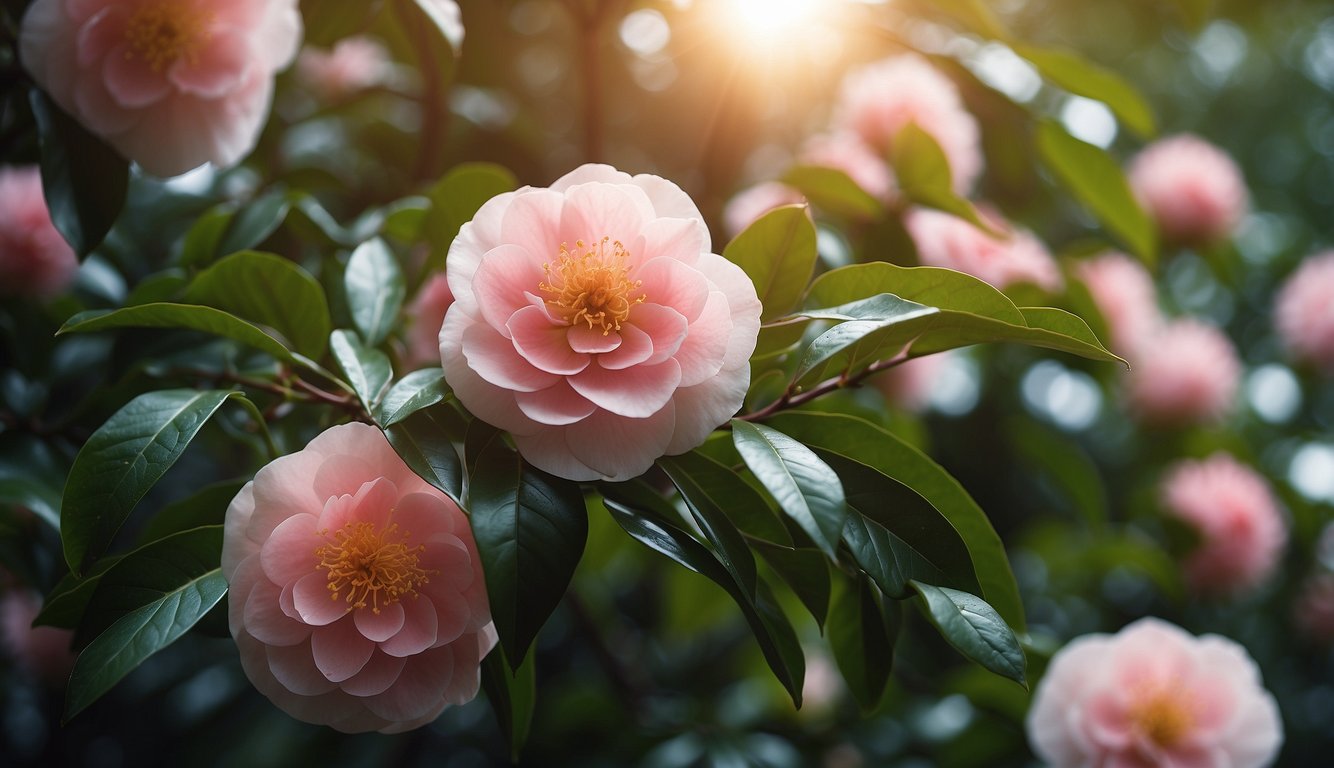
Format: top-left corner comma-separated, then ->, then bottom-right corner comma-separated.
737,350 -> 912,423
399,0 -> 445,181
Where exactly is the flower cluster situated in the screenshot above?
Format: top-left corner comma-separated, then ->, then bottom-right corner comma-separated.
0,166 -> 77,298
1129,134 -> 1248,248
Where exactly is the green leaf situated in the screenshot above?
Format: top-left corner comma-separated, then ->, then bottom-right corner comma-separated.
138,479 -> 246,545
412,0 -> 464,49
330,329 -> 392,412
890,123 -> 999,235
730,421 -> 847,559
789,293 -> 939,385
0,434 -> 64,531
183,251 -> 332,359
782,165 -> 883,220
1167,0 -> 1214,29
33,556 -> 121,630
467,427 -> 587,664
1009,422 -> 1107,529
217,188 -> 291,258
766,412 -> 1025,631
300,0 -> 384,46
924,0 -> 1011,39
425,163 -> 518,256
658,454 -> 762,596
809,262 -> 1024,324
657,450 -> 790,546
179,203 -> 236,268
1036,120 -> 1156,265
752,541 -> 831,629
383,406 -> 465,505
723,205 -> 818,322
345,238 -> 405,347
61,390 -> 240,575
828,574 -> 895,712
1015,45 -> 1156,139
65,527 -> 227,720
481,645 -> 536,762
59,303 -> 298,366
375,368 -> 449,427
910,581 -> 1026,687
29,90 -> 129,257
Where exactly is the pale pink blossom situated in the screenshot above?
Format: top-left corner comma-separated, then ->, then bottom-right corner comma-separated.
1274,251 -> 1334,372
1294,574 -> 1334,643
1128,134 -> 1248,247
876,354 -> 949,412
405,274 -> 454,369
1161,453 -> 1287,595
222,422 -> 495,733
905,207 -> 1063,292
1027,618 -> 1282,768
723,181 -> 805,239
0,166 -> 77,298
833,54 -> 982,193
0,589 -> 74,682
1076,251 -> 1163,355
441,163 -> 762,482
1125,319 -> 1241,426
297,37 -> 392,100
20,0 -> 303,177
797,132 -> 896,203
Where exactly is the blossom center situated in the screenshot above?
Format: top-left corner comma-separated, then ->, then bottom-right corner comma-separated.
314,520 -> 431,614
1130,691 -> 1193,749
539,237 -> 646,335
124,2 -> 214,73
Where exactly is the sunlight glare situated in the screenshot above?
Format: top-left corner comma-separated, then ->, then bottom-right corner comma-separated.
724,0 -> 823,47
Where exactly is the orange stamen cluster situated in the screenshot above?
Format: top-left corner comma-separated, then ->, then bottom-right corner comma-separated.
539,237 -> 645,335
1130,691 -> 1194,748
314,520 -> 432,614
125,2 -> 214,72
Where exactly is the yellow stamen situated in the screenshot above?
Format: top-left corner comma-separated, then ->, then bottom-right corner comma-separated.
124,2 -> 214,73
314,519 -> 432,614
538,237 -> 646,335
1131,691 -> 1194,748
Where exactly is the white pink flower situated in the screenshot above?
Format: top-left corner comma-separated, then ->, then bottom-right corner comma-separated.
1076,251 -> 1163,355
1161,453 -> 1287,595
1027,618 -> 1282,768
1274,251 -> 1334,372
222,422 -> 495,733
405,274 -> 454,369
797,132 -> 895,203
20,0 -> 303,177
440,163 -> 762,482
297,36 -> 392,100
905,207 -> 1063,292
832,54 -> 982,193
722,181 -> 805,239
1125,319 -> 1241,426
0,166 -> 78,298
875,354 -> 949,413
1128,134 -> 1248,247
0,588 -> 74,683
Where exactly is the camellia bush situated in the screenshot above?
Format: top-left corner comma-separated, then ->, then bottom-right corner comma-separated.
1,0 -> 1331,765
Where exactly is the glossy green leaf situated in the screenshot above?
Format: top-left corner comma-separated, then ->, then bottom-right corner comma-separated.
65,527 -> 227,719
467,427 -> 587,664
179,203 -> 237,268
828,574 -> 895,712
33,556 -> 121,630
911,581 -> 1026,687
890,123 -> 998,234
752,541 -> 831,629
217,188 -> 291,258
425,163 -> 518,256
731,421 -> 847,558
789,293 -> 939,385
59,303 -> 297,366
1036,120 -> 1156,265
782,165 -> 883,220
1015,45 -> 1156,138
138,479 -> 246,545
481,645 -> 537,762
1010,422 -> 1108,529
766,412 -> 1025,631
183,251 -> 331,358
345,238 -> 405,347
723,205 -> 818,322
808,262 -> 1024,324
29,90 -> 129,257
657,450 -> 790,546
0,434 -> 64,531
61,390 -> 240,575
375,368 -> 449,427
330,329 -> 392,412
383,405 -> 465,505
658,454 -> 763,595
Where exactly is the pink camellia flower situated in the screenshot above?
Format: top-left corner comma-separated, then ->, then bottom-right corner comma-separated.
441,163 -> 762,482
20,0 -> 303,177
832,54 -> 982,193
1125,319 -> 1241,426
405,274 -> 454,369
723,181 -> 806,239
1294,573 -> 1334,643
905,207 -> 1063,292
1274,251 -> 1334,372
1128,134 -> 1248,247
297,37 -> 392,100
1161,452 -> 1287,595
797,132 -> 896,203
0,588 -> 75,683
222,422 -> 495,733
1076,251 -> 1163,355
0,166 -> 78,298
1027,618 -> 1283,768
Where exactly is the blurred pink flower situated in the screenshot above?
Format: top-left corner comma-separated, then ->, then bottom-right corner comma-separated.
1027,617 -> 1282,768
905,207 -> 1063,292
222,422 -> 495,733
1161,453 -> 1287,595
1125,319 -> 1240,426
1274,251 -> 1334,372
297,37 -> 392,100
798,132 -> 895,203
723,181 -> 805,239
833,54 -> 982,193
1295,573 -> 1334,643
405,274 -> 454,369
20,0 -> 303,177
875,354 -> 949,412
0,166 -> 77,298
441,163 -> 762,481
1128,134 -> 1248,247
0,588 -> 74,683
1076,251 -> 1162,355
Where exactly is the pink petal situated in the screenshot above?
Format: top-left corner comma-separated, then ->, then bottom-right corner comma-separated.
441,309 -> 543,436
635,256 -> 709,322
292,571 -> 349,626
315,477 -> 398,533
631,303 -> 689,364
76,7 -> 128,67
266,640 -> 338,695
565,405 -> 677,482
447,190 -> 517,305
570,358 -> 682,418
380,598 -> 438,657
596,322 -> 653,371
73,72 -> 139,135
633,217 -> 708,269
461,321 -> 559,392
354,601 -> 406,643
421,537 -> 476,594
551,164 -> 632,190
364,646 -> 455,722
103,42 -> 172,108
508,304 -> 590,375
568,324 -> 622,353
673,291 -> 733,386
247,447 -> 327,542
169,27 -> 250,98
244,578 -> 311,646
664,367 -> 749,454
259,512 -> 320,586
392,492 -> 457,542
514,381 -> 598,426
311,618 -> 376,682
222,483 -> 257,578
431,593 -> 471,646
558,183 -> 656,246
511,429 -> 603,481
472,244 -> 548,333
632,173 -> 709,232
339,650 -> 408,697
694,252 -> 762,369
498,189 -> 565,272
